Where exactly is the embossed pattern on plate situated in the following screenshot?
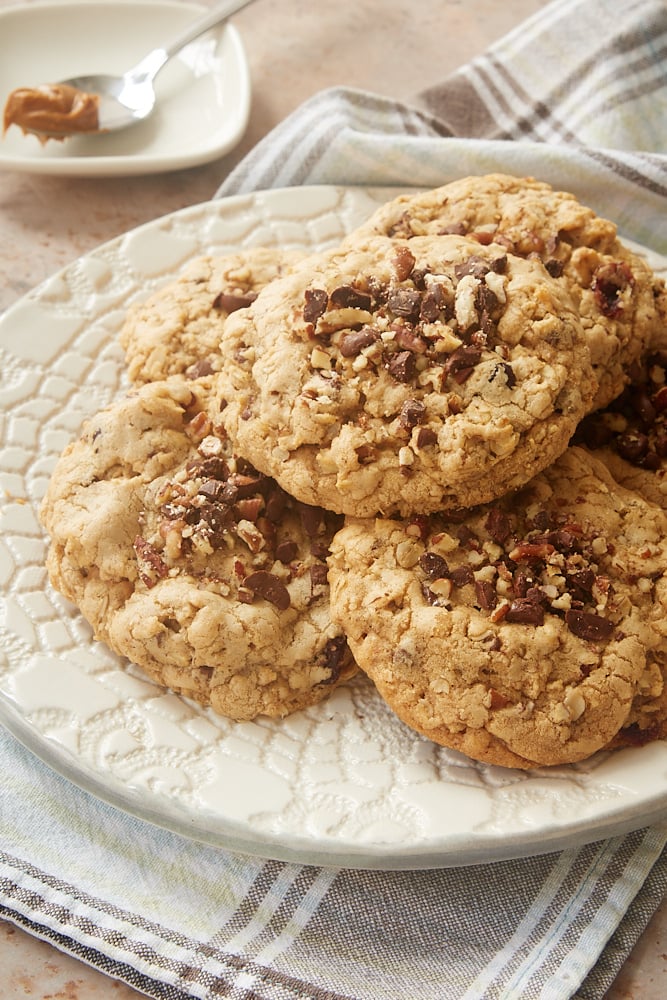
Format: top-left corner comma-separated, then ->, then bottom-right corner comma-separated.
1,185 -> 667,869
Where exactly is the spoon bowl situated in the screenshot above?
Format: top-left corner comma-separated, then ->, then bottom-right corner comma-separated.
4,0 -> 256,141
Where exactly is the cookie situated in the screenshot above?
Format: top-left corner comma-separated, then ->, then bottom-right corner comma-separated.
217,233 -> 595,518
40,378 -> 355,721
327,447 -> 667,768
610,651 -> 667,749
349,174 -> 662,409
574,345 -> 667,508
119,248 -> 304,384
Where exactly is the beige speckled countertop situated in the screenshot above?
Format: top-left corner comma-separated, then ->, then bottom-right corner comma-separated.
1,0 -> 665,997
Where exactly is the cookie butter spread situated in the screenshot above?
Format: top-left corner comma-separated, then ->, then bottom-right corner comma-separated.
3,83 -> 100,142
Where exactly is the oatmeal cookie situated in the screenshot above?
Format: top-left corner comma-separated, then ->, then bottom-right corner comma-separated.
349,174 -> 662,409
610,651 -> 667,749
327,447 -> 667,768
217,232 -> 595,517
40,378 -> 355,721
119,248 -> 304,384
574,345 -> 667,508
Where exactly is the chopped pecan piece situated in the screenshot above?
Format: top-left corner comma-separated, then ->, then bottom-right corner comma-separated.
392,246 -> 416,281
134,536 -> 169,588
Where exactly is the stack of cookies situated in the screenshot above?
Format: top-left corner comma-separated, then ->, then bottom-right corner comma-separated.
40,174 -> 667,769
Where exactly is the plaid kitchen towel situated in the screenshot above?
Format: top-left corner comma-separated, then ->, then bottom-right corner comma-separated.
217,0 -> 667,256
2,0 -> 667,998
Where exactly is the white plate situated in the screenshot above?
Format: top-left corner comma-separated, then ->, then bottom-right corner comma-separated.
0,0 -> 250,176
2,184 -> 667,870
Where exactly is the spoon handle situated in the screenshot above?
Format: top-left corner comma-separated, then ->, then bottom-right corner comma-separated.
128,0 -> 258,83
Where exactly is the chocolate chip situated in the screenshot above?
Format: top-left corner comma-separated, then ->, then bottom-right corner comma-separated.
505,598 -> 545,625
455,256 -> 490,279
419,552 -> 450,579
318,635 -> 350,682
565,610 -> 615,642
213,290 -> 257,313
265,488 -> 288,522
443,345 -> 482,384
387,350 -> 416,383
399,398 -> 426,430
450,565 -> 475,587
387,288 -> 421,319
197,479 -> 228,501
275,540 -> 298,563
329,285 -> 372,311
186,359 -> 215,379
420,283 -> 451,322
545,259 -> 564,278
243,570 -> 291,610
416,427 -> 437,448
566,569 -> 595,602
616,432 -> 649,463
475,282 -> 499,315
303,288 -> 328,323
592,261 -> 634,317
485,508 -> 512,543
297,502 -> 325,537
489,362 -> 516,389
339,326 -> 379,357
310,562 -> 329,587
476,580 -> 497,610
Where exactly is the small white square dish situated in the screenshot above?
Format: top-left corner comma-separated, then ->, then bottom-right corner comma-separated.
0,0 -> 251,176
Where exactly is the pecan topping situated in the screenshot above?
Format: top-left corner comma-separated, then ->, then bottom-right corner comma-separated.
415,498 -> 627,640
134,536 -> 169,588
393,246 -> 416,281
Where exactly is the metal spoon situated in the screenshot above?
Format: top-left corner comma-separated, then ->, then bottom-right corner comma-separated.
9,0 -> 257,141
